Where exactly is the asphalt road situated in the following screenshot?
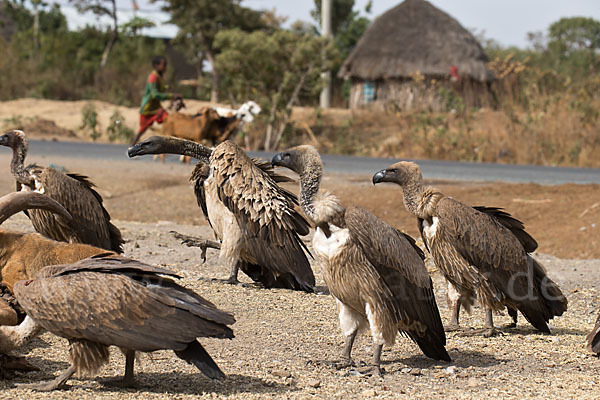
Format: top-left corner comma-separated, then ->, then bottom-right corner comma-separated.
25,139 -> 600,185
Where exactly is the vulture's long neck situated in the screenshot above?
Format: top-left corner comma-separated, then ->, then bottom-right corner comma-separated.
162,139 -> 212,162
401,178 -> 443,219
297,162 -> 322,222
10,139 -> 33,187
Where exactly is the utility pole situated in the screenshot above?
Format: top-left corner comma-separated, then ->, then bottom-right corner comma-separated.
319,0 -> 332,109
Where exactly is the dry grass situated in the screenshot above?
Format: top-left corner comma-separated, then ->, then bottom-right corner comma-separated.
287,96 -> 600,167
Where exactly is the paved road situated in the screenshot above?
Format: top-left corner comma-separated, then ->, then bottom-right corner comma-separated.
24,140 -> 600,185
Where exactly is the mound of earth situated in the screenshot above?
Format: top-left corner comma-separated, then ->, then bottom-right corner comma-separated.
9,118 -> 76,138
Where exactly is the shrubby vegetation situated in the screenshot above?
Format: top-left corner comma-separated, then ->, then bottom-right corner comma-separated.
0,1 -> 598,165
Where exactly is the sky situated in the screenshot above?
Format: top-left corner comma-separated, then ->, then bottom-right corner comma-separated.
51,0 -> 600,49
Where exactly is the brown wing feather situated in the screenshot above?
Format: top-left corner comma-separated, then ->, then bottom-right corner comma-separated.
211,141 -> 314,289
344,206 -> 448,359
587,314 -> 600,355
14,258 -> 234,353
473,206 -> 538,253
435,198 -> 566,331
25,167 -> 123,253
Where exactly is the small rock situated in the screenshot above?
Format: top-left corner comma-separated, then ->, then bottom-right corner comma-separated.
410,368 -> 422,376
272,369 -> 292,378
401,367 -> 412,374
467,377 -> 479,387
445,366 -> 457,375
361,389 -> 377,397
307,379 -> 321,388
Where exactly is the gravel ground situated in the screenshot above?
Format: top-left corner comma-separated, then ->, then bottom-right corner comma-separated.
0,214 -> 599,400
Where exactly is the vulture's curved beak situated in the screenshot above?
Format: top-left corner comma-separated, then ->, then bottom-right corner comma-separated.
0,134 -> 8,147
127,142 -> 144,158
372,170 -> 388,185
271,153 -> 285,167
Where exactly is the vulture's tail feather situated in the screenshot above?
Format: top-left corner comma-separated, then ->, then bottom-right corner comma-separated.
516,257 -> 567,333
175,340 -> 226,380
407,331 -> 451,362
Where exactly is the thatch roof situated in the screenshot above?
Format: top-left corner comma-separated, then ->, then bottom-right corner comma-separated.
338,0 -> 494,82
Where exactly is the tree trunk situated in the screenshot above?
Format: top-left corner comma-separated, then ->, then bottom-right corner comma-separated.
204,50 -> 219,103
270,67 -> 312,150
32,0 -> 40,55
100,0 -> 118,68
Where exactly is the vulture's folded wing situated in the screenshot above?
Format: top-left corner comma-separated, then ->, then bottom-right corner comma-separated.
14,271 -> 234,353
211,142 -> 315,288
345,206 -> 448,358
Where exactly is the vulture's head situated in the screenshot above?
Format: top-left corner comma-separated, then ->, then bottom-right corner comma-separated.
372,161 -> 423,186
0,130 -> 28,151
271,145 -> 322,177
128,136 -> 167,158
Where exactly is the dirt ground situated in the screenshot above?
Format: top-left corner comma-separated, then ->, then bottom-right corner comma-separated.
0,149 -> 598,399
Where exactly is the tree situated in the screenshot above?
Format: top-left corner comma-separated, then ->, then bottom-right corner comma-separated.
215,29 -> 337,150
310,0 -> 371,56
547,17 -> 600,76
69,0 -> 118,68
159,0 -> 267,102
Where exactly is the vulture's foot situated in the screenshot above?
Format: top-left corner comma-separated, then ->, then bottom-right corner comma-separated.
444,323 -> 463,333
356,364 -> 384,376
469,327 -> 504,338
503,322 -> 517,329
212,277 -> 247,287
16,380 -> 66,391
332,357 -> 355,370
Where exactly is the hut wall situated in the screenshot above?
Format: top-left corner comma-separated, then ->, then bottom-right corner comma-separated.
349,77 -> 493,111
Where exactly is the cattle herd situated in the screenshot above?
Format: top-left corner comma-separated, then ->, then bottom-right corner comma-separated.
0,129 -> 596,392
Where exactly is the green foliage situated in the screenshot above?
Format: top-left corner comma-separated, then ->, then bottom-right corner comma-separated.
80,103 -> 100,141
120,16 -> 156,36
106,110 -> 133,142
215,28 -> 338,149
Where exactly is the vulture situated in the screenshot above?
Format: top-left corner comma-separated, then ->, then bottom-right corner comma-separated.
0,130 -> 124,253
373,161 -> 568,336
128,136 -> 315,291
586,314 -> 600,355
272,145 -> 450,374
0,253 -> 235,391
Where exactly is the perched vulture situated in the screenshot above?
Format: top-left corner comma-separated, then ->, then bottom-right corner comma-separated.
0,253 -> 235,391
0,130 -> 124,253
373,161 -> 568,336
128,136 -> 315,292
272,146 -> 450,374
586,314 -> 600,355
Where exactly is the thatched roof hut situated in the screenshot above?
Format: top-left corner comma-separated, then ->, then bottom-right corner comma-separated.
339,0 -> 494,110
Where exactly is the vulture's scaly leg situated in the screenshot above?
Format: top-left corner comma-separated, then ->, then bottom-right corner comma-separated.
225,259 -> 241,285
483,308 -> 500,338
445,282 -> 462,331
119,350 -> 137,387
334,330 -> 357,369
358,343 -> 384,376
16,364 -> 76,391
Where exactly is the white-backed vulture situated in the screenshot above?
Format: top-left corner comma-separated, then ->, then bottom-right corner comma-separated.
0,253 -> 235,391
0,130 -> 124,253
128,136 -> 315,291
271,146 -> 450,374
586,314 -> 600,355
373,161 -> 568,336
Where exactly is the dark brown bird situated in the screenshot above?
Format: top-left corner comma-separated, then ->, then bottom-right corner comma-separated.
586,314 -> 600,355
128,136 -> 315,292
373,161 -> 567,336
0,130 -> 124,253
272,146 -> 450,374
1,253 -> 235,391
